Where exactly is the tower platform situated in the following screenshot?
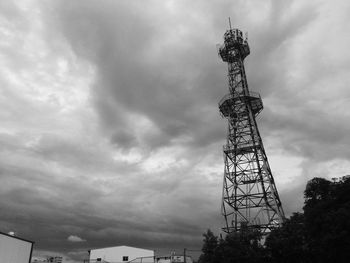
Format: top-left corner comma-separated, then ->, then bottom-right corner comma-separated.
219,29 -> 250,61
218,91 -> 263,117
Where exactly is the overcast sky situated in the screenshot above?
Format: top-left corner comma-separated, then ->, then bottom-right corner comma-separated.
1,0 -> 350,262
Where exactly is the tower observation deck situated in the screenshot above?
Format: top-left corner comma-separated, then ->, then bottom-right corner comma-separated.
218,27 -> 285,234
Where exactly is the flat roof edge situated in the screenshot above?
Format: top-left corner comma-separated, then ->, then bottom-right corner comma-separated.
0,231 -> 35,244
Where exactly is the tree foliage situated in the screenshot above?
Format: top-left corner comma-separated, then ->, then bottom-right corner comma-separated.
303,177 -> 350,262
265,213 -> 310,262
199,226 -> 265,263
266,176 -> 350,263
199,176 -> 350,263
218,226 -> 265,263
198,229 -> 219,263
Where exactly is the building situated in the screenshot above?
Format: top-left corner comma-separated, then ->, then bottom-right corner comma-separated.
89,245 -> 154,263
31,256 -> 63,263
156,254 -> 193,263
47,256 -> 63,263
0,231 -> 34,263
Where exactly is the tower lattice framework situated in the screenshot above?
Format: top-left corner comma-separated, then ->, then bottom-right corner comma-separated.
218,27 -> 285,234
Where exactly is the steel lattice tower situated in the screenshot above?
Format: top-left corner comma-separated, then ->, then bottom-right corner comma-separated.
218,27 -> 285,234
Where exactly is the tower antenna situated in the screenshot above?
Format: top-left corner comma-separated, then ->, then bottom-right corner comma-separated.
228,17 -> 232,30
217,27 -> 285,234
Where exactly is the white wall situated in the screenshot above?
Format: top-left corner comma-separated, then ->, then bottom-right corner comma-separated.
90,245 -> 154,263
156,256 -> 193,263
0,233 -> 33,263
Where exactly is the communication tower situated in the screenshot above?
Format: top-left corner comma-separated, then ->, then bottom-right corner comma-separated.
218,25 -> 285,234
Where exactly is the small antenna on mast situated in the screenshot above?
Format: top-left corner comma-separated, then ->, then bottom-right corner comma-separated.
228,17 -> 232,30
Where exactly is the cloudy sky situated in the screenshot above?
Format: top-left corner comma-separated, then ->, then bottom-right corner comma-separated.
1,0 -> 350,262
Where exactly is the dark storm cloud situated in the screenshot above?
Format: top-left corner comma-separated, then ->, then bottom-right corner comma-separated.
52,0 -> 228,152
0,156 -> 215,250
110,130 -> 138,149
1,0 -> 350,262
262,107 -> 350,161
0,131 -> 221,259
247,6 -> 319,98
52,0 -> 323,156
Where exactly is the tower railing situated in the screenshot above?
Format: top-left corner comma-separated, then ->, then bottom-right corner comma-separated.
218,91 -> 261,107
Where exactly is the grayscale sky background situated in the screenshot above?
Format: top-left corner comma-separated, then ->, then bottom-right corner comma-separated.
1,0 -> 350,262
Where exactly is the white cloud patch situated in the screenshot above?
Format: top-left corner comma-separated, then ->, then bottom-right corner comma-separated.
67,235 -> 86,243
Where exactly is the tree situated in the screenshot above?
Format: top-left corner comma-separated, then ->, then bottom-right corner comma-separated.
199,226 -> 265,263
304,177 -> 332,206
265,213 -> 310,263
303,177 -> 350,262
201,177 -> 350,263
198,229 -> 219,263
219,225 -> 265,263
267,176 -> 350,263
